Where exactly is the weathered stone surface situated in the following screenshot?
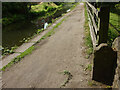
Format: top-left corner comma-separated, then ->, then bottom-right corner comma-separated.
30,31 -> 48,42
92,44 -> 117,85
112,36 -> 120,51
2,53 -> 20,68
112,37 -> 120,89
118,51 -> 120,89
14,42 -> 34,53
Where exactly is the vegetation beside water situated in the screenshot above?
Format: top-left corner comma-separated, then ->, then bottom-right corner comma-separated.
2,2 -> 76,27
2,2 -> 77,56
2,46 -> 35,71
1,14 -> 67,71
2,2 -> 29,26
84,3 -> 93,58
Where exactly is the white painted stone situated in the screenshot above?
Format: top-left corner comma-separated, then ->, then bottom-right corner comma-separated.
30,30 -> 48,42
2,53 -> 20,68
14,43 -> 34,53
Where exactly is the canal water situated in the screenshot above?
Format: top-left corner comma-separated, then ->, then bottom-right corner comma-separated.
2,20 -> 38,48
2,3 -> 75,49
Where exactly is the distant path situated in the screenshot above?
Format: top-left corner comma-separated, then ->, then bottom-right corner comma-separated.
2,3 -> 91,88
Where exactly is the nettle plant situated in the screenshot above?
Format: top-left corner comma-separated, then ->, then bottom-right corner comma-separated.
2,46 -> 18,56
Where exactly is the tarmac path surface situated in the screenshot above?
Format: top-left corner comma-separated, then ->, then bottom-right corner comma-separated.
2,3 -> 92,88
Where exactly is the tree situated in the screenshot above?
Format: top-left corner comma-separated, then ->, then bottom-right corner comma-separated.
2,2 -> 30,17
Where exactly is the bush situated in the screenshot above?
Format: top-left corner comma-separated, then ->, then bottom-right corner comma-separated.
44,5 -> 48,9
47,7 -> 56,12
39,10 -> 46,16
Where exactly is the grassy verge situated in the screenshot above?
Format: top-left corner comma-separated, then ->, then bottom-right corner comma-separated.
108,4 -> 120,46
84,3 -> 93,58
84,3 -> 120,49
2,46 -> 34,71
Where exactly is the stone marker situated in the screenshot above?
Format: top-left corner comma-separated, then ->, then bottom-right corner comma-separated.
112,36 -> 120,89
92,44 -> 117,85
112,36 -> 120,51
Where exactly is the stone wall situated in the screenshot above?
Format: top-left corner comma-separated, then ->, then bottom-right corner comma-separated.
118,51 -> 120,89
112,37 -> 120,89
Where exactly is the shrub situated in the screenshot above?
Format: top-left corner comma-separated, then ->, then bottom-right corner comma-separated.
40,10 -> 46,16
44,5 -> 48,9
47,7 -> 56,12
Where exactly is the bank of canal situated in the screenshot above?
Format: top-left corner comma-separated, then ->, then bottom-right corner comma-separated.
2,3 -> 77,55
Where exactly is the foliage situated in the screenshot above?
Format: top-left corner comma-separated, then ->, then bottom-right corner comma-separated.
2,2 -> 58,26
54,2 -> 64,5
108,3 -> 120,46
85,64 -> 92,71
47,7 -> 56,12
2,14 -> 25,26
2,2 -> 30,26
2,2 -> 30,16
2,45 -> 18,56
61,70 -> 73,87
36,28 -> 44,34
63,70 -> 70,75
44,5 -> 48,9
2,3 -> 78,70
2,46 -> 34,71
30,2 -> 58,13
2,2 -> 77,26
84,3 -> 93,57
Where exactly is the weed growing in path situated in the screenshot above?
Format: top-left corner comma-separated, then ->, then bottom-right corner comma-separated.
85,64 -> 92,71
60,70 -> 73,87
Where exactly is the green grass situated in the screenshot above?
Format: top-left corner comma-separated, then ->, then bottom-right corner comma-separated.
108,4 -> 120,46
61,70 -> 73,87
88,80 -> 97,86
63,70 -> 70,75
85,64 -> 92,71
31,4 -> 44,12
84,3 -> 93,57
0,19 -> 2,24
31,2 -> 58,13
2,46 -> 34,71
84,3 -> 120,50
30,2 -> 60,19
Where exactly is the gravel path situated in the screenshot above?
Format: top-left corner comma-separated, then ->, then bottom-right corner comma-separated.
2,3 -> 92,88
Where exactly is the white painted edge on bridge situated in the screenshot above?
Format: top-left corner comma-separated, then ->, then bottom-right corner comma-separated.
14,42 -> 35,53
2,53 -> 21,67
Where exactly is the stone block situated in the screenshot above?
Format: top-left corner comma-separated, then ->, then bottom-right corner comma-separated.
92,44 -> 117,85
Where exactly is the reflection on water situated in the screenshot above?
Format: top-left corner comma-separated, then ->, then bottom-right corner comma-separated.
2,3 -> 74,49
2,20 -> 38,48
